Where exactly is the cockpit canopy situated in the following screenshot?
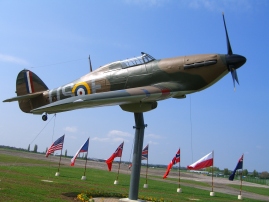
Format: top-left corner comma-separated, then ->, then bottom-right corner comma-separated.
121,52 -> 155,69
97,52 -> 156,72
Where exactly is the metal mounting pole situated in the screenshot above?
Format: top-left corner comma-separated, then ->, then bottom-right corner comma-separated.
128,113 -> 147,200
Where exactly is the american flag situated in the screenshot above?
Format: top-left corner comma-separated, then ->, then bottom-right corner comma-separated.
46,135 -> 65,157
142,144 -> 149,160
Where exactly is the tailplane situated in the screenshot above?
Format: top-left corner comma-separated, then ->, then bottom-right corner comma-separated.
3,69 -> 49,113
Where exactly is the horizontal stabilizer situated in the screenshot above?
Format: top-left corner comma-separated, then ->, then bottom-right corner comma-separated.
3,92 -> 44,102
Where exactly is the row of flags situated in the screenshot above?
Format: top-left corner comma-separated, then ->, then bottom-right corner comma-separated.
162,149 -> 244,195
163,149 -> 244,181
45,134 -> 244,183
45,135 -> 89,167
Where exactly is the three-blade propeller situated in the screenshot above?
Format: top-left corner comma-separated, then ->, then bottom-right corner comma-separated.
222,13 -> 246,90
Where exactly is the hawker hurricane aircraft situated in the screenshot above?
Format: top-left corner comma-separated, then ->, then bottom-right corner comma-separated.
3,14 -> 246,121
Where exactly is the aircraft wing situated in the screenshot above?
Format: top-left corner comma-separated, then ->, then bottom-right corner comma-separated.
30,82 -> 186,114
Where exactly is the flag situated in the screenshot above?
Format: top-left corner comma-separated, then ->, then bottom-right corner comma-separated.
105,142 -> 124,171
187,151 -> 213,170
229,155 -> 243,181
71,138 -> 89,166
142,144 -> 149,160
128,163 -> 132,170
45,135 -> 65,157
163,148 -> 180,179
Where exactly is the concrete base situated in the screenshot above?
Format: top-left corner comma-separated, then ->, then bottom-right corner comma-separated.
210,192 -> 215,196
238,195 -> 243,200
177,188 -> 182,193
55,172 -> 60,176
119,198 -> 146,202
81,176 -> 86,180
41,180 -> 53,183
143,184 -> 148,188
114,180 -> 119,185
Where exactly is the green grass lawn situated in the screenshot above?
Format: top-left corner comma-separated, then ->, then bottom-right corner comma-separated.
228,185 -> 269,197
0,152 -> 267,201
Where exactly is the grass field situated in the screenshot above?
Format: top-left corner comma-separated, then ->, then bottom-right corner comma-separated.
0,151 -> 268,201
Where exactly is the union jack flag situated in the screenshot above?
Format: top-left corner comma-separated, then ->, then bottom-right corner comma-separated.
46,135 -> 65,157
141,144 -> 149,160
172,149 -> 180,165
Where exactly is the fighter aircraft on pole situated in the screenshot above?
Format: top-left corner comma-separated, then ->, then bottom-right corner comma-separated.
3,14 -> 246,121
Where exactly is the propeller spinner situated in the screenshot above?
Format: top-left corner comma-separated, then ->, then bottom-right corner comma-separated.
222,13 -> 246,90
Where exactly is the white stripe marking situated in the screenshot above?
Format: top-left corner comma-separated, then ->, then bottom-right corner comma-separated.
26,71 -> 32,93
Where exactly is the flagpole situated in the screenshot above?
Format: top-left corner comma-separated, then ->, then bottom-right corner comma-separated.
116,155 -> 122,181
178,161 -> 180,189
57,148 -> 63,172
212,150 -> 214,193
145,156 -> 148,184
116,141 -> 124,182
83,151 -> 88,176
239,154 -> 244,196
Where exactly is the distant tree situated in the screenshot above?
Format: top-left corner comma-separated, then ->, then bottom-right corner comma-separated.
27,144 -> 30,152
33,144 -> 38,153
65,149 -> 67,157
260,171 -> 269,179
223,168 -> 230,175
242,169 -> 248,176
205,167 -> 219,172
253,170 -> 258,177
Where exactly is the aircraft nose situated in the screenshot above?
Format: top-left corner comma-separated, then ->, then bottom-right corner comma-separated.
225,54 -> 246,69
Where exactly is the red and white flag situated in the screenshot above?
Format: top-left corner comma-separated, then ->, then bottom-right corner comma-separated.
187,151 -> 213,170
105,142 -> 124,171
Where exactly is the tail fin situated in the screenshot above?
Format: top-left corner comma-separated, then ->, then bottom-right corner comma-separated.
3,69 -> 49,113
16,69 -> 48,96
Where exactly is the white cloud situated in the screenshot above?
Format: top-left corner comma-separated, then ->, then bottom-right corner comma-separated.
146,133 -> 162,139
64,126 -> 78,133
148,140 -> 159,145
123,0 -> 167,7
256,145 -> 262,150
0,53 -> 29,66
180,0 -> 252,12
92,130 -> 132,143
92,137 -> 109,142
68,135 -> 77,140
108,130 -> 132,138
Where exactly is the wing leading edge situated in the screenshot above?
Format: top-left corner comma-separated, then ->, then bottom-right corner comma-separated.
31,83 -> 185,114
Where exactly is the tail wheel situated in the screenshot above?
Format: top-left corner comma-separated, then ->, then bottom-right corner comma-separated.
42,113 -> 48,121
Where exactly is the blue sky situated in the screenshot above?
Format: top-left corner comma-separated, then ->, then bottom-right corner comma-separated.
1,0 -> 268,172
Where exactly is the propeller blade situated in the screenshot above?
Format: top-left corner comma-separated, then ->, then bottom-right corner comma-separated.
222,13 -> 233,55
229,65 -> 239,90
234,69 -> 239,85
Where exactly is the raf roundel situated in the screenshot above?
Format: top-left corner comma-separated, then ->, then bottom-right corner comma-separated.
72,82 -> 91,96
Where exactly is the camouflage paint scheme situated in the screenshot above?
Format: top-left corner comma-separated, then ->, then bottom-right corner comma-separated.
3,15 -> 246,118
3,52 -> 241,114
